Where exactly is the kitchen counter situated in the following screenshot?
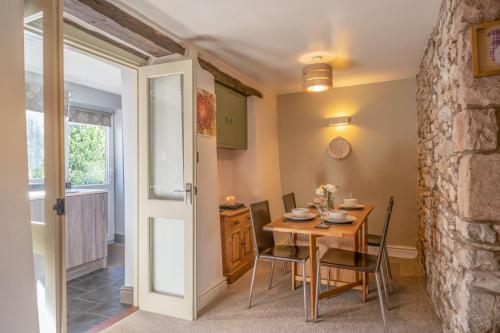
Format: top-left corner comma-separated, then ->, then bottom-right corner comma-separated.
29,189 -> 108,201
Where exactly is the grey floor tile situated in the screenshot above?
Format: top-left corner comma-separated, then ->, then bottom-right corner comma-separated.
105,278 -> 125,288
67,312 -> 107,333
67,287 -> 89,300
67,275 -> 92,288
77,285 -> 121,303
91,266 -> 124,280
86,298 -> 132,318
71,276 -> 113,292
67,298 -> 99,320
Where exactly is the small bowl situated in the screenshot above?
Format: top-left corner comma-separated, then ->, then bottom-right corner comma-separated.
292,208 -> 309,217
327,210 -> 348,220
343,198 -> 358,207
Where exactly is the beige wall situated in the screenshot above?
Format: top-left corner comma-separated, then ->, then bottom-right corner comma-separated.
216,91 -> 283,220
0,1 -> 39,331
277,78 -> 417,248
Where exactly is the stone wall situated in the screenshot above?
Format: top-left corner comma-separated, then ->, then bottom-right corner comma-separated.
416,0 -> 500,332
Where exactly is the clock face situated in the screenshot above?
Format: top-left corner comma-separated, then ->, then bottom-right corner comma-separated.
328,136 -> 351,160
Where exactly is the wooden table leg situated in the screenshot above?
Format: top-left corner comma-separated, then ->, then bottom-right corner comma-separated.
291,234 -> 297,290
309,235 -> 317,318
361,218 -> 368,302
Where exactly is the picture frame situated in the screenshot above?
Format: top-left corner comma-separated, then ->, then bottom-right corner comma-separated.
196,88 -> 216,137
472,20 -> 500,77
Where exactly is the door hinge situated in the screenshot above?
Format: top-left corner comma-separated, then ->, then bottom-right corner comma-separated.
52,198 -> 65,216
194,186 -> 198,195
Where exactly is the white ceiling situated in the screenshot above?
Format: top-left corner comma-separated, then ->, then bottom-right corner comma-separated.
24,32 -> 122,95
63,47 -> 122,95
118,0 -> 441,93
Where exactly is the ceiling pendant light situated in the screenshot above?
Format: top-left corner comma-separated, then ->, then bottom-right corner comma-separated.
303,56 -> 332,93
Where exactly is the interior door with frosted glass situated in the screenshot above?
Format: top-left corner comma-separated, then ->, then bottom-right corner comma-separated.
138,59 -> 196,319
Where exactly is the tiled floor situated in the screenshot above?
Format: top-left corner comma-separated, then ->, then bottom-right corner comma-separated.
67,243 -> 131,333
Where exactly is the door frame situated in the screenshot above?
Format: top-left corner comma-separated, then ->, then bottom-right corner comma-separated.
60,20 -> 199,321
32,5 -> 200,328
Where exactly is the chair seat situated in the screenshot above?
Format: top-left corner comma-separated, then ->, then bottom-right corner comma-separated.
260,245 -> 310,262
319,248 -> 378,273
367,233 -> 382,246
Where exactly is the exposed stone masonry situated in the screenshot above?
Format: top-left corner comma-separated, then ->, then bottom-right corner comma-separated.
416,0 -> 500,332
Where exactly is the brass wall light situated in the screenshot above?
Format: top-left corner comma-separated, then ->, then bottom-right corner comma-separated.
326,116 -> 351,126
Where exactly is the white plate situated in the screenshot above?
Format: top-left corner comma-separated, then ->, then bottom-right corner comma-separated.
324,215 -> 356,224
338,204 -> 365,210
283,212 -> 317,221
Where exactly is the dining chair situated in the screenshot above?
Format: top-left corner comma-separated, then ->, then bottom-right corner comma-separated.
282,192 -> 297,213
248,200 -> 311,321
313,197 -> 394,332
367,230 -> 393,293
282,192 -> 296,273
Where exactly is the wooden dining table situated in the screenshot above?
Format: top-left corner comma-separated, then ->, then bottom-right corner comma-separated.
264,204 -> 374,318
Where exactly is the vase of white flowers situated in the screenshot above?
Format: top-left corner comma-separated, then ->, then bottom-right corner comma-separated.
315,184 -> 338,211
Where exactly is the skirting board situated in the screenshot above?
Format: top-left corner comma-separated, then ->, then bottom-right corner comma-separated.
197,277 -> 227,312
120,286 -> 134,305
368,245 -> 417,259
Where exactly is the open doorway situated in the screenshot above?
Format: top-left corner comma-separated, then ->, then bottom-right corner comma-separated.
60,45 -> 136,332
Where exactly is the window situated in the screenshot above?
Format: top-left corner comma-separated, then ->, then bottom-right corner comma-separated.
26,110 -> 44,185
68,122 -> 107,186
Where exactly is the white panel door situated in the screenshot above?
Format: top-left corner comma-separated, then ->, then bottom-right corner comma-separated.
138,59 -> 196,320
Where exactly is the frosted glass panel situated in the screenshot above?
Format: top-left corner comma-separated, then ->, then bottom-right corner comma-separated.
149,74 -> 184,200
151,218 -> 184,297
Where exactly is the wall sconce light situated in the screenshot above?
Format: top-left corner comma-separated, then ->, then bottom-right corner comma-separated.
326,116 -> 351,126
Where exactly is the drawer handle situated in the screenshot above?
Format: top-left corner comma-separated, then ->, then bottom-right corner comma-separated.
240,241 -> 246,246
234,221 -> 240,225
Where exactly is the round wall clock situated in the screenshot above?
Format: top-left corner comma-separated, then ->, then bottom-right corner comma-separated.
328,136 -> 351,160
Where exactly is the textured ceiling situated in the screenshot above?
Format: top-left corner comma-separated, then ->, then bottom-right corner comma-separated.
118,0 -> 441,93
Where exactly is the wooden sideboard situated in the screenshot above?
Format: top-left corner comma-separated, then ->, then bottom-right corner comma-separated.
220,208 -> 254,283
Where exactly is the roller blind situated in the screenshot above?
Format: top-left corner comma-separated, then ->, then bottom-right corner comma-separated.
68,102 -> 113,127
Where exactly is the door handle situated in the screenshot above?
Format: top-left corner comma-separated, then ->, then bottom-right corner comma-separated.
175,183 -> 193,205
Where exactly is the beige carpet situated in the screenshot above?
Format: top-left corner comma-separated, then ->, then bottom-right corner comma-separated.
104,258 -> 442,333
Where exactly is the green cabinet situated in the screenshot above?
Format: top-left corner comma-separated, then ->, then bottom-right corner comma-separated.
215,82 -> 247,150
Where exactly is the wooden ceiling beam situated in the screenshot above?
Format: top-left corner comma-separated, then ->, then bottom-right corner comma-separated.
63,0 -> 185,57
198,57 -> 263,98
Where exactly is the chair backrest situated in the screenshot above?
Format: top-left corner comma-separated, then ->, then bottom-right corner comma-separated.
282,192 -> 296,213
375,197 -> 395,272
249,200 -> 275,254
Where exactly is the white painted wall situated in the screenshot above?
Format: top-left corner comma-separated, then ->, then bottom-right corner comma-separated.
195,63 -> 227,311
114,107 -> 125,237
121,68 -> 138,288
0,1 -> 39,331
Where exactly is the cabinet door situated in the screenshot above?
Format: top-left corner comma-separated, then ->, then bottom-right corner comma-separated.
215,82 -> 247,149
215,83 -> 228,147
242,225 -> 253,260
229,228 -> 243,270
66,196 -> 85,268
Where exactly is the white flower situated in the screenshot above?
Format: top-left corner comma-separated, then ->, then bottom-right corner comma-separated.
325,184 -> 338,193
315,187 -> 324,196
